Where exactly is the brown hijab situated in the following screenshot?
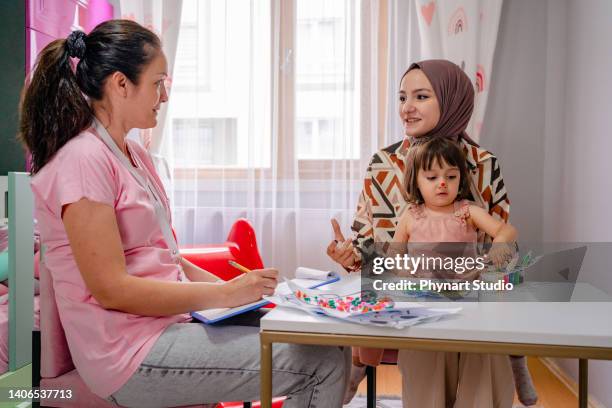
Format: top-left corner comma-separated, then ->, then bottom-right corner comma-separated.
402,59 -> 478,146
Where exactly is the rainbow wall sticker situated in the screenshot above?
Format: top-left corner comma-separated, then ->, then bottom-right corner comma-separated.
448,7 -> 468,35
475,64 -> 485,93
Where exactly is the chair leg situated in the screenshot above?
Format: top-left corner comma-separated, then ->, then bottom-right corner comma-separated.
32,330 -> 41,387
366,365 -> 376,408
32,330 -> 41,407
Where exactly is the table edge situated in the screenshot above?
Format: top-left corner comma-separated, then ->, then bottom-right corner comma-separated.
260,330 -> 612,360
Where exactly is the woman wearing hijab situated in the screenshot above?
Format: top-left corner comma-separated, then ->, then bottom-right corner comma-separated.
328,59 -> 536,407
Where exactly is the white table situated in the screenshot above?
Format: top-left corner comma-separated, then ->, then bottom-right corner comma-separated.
259,284 -> 612,407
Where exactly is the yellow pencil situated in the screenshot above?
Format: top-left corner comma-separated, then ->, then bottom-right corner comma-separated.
228,260 -> 252,275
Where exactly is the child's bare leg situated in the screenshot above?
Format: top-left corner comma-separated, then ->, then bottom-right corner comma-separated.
343,354 -> 367,404
510,355 -> 538,406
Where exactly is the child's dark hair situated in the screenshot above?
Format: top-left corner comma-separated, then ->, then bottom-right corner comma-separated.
18,19 -> 161,173
404,137 -> 471,204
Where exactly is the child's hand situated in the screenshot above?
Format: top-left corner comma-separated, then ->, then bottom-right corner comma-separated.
485,243 -> 516,268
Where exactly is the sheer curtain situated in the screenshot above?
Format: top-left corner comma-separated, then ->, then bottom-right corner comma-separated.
162,0 -> 502,276
119,0 -> 183,184
162,0 -> 383,276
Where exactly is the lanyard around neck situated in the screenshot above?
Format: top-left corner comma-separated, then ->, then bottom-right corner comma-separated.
92,118 -> 179,256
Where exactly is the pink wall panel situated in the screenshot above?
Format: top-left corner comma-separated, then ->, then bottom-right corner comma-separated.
24,0 -> 114,171
26,28 -> 56,74
25,0 -> 114,72
27,0 -> 88,39
84,0 -> 114,32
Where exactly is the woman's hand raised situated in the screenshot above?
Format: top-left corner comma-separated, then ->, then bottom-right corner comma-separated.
326,219 -> 358,270
223,268 -> 279,307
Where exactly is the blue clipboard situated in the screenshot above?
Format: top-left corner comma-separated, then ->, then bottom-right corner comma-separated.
191,275 -> 340,324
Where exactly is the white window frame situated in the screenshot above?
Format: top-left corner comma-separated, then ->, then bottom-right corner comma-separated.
171,0 -> 363,180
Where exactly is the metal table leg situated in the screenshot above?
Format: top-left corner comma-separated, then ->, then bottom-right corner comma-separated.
366,366 -> 376,408
261,338 -> 273,408
579,359 -> 588,408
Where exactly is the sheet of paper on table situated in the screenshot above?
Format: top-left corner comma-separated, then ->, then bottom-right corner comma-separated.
266,273 -> 461,329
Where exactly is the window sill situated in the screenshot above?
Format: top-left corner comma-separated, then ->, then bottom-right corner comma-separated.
172,159 -> 364,180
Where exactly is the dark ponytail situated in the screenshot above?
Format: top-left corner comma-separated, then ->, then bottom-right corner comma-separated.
18,20 -> 161,173
18,37 -> 91,174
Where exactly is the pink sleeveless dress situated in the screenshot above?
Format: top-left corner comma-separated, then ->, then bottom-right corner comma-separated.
356,200 -> 477,365
406,200 -> 479,278
407,199 -> 477,244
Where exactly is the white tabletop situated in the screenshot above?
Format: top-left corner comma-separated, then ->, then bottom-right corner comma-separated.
261,283 -> 612,349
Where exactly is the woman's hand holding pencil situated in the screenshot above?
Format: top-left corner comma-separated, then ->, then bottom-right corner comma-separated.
228,260 -> 252,275
222,260 -> 279,307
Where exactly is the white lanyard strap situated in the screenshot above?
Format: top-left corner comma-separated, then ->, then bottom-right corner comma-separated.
93,119 -> 180,257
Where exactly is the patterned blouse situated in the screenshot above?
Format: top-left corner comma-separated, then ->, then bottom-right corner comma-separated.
351,137 -> 510,265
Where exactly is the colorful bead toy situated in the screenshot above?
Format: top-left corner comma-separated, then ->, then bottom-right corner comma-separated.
293,289 -> 394,314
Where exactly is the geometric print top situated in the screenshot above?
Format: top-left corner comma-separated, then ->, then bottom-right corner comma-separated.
350,137 -> 510,264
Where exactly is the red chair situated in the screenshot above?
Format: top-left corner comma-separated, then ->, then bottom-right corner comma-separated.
36,218 -> 282,407
180,218 -> 264,281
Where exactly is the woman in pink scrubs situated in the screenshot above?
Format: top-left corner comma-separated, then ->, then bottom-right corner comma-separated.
19,20 -> 348,407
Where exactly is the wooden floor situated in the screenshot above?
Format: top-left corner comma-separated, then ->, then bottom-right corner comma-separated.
356,357 -> 579,407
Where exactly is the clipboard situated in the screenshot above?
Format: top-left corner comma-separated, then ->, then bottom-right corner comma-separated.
191,275 -> 340,324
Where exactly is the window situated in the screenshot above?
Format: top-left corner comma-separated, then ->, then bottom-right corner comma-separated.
172,118 -> 237,166
169,0 -> 272,170
167,0 -> 361,173
172,0 -> 212,92
296,118 -> 345,159
295,0 -> 360,161
296,9 -> 356,88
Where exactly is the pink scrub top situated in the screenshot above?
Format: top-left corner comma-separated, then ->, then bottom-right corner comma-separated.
31,127 -> 191,398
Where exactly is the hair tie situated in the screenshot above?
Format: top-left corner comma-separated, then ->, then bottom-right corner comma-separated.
66,30 -> 87,59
